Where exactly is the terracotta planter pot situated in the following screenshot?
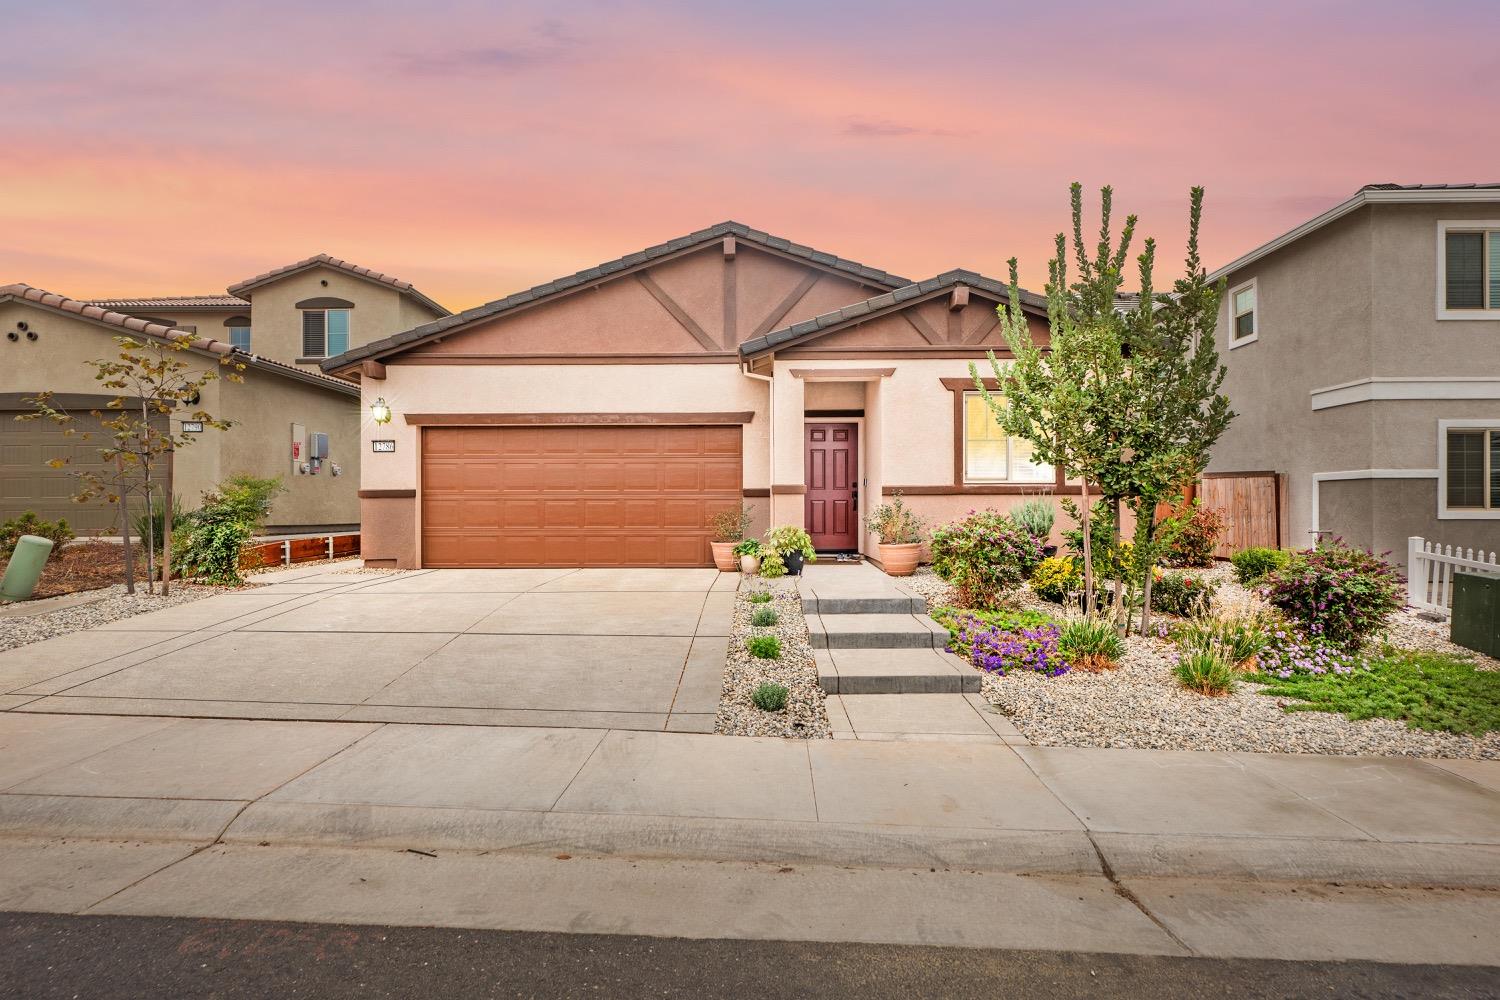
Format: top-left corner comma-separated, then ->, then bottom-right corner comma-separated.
739,554 -> 760,575
878,542 -> 922,576
710,541 -> 739,572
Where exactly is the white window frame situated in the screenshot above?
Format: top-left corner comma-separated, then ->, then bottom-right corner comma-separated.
1435,220 -> 1500,320
1227,278 -> 1258,348
961,391 -> 1054,485
1437,418 -> 1500,520
300,307 -> 352,359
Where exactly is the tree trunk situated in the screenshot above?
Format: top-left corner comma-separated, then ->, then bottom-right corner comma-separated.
1109,497 -> 1125,626
142,482 -> 156,595
1079,479 -> 1095,616
161,446 -> 174,597
116,454 -> 136,596
1139,507 -> 1157,636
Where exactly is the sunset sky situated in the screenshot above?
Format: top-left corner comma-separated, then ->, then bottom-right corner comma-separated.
6,0 -> 1498,311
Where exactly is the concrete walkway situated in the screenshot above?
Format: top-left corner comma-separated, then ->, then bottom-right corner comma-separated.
0,568 -> 736,732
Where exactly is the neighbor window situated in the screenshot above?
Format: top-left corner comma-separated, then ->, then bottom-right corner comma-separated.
1445,427 -> 1500,511
963,392 -> 1054,484
301,308 -> 350,357
1229,280 -> 1257,346
1438,222 -> 1500,317
225,317 -> 251,351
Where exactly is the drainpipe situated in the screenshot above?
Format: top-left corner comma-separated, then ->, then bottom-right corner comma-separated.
741,357 -> 773,517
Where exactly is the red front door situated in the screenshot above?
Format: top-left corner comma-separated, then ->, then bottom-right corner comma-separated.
805,423 -> 859,551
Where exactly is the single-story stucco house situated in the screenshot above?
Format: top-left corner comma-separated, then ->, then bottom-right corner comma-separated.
322,223 -> 1078,568
2,254 -> 449,533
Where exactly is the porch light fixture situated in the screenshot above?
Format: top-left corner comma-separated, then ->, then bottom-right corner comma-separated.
370,397 -> 392,425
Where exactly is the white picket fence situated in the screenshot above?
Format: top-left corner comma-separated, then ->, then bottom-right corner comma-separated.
1407,536 -> 1499,619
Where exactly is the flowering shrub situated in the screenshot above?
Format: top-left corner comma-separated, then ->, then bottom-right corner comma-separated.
1030,555 -> 1082,603
1162,501 -> 1224,568
930,510 -> 1044,609
1256,624 -> 1362,679
1262,540 -> 1404,650
1151,568 -> 1217,616
949,613 -> 1068,677
1231,546 -> 1290,585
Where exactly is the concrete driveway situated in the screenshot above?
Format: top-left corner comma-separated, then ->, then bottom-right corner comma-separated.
0,568 -> 737,732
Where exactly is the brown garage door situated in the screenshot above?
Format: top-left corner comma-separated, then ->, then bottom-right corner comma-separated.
420,425 -> 742,567
0,407 -> 129,533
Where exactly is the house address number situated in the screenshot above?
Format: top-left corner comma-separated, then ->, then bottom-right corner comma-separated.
371,440 -> 396,453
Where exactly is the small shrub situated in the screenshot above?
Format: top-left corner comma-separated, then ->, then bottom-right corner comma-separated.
1175,650 -> 1237,696
1151,569 -> 1217,617
751,607 -> 779,627
134,493 -> 185,560
1030,555 -> 1082,603
1263,540 -> 1404,650
1231,546 -> 1290,585
1010,498 -> 1055,544
1,511 -> 75,557
1058,616 -> 1124,671
1175,615 -> 1269,670
930,510 -> 1043,609
732,538 -> 762,558
949,614 -> 1067,677
751,681 -> 789,712
864,491 -> 925,545
1162,501 -> 1224,568
759,525 -> 816,578
709,504 -> 754,543
215,474 -> 284,529
747,590 -> 773,604
746,634 -> 781,659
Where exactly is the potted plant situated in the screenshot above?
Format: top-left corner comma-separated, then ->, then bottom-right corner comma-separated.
863,491 -> 926,576
1011,497 -> 1057,557
707,504 -> 754,572
759,525 -> 817,578
733,538 -> 762,575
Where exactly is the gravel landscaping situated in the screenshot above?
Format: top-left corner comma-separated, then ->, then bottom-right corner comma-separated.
715,582 -> 831,740
921,562 -> 1500,759
0,582 -> 226,652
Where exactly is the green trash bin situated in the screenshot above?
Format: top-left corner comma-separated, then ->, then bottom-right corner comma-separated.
0,534 -> 54,602
1451,571 -> 1500,659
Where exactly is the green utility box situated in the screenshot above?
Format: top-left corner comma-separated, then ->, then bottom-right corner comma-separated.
1451,571 -> 1500,658
0,534 -> 55,602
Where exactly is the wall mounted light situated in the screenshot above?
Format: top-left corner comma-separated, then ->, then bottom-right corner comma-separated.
370,397 -> 392,425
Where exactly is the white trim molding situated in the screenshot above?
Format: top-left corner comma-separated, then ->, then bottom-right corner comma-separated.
1437,418 -> 1500,520
1310,376 -> 1500,410
1226,278 -> 1258,349
1435,220 -> 1500,320
1309,468 -> 1440,537
1208,187 -> 1500,283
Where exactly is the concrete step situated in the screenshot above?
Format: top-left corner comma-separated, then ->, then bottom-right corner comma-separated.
816,648 -> 980,694
801,595 -> 921,615
807,612 -> 947,650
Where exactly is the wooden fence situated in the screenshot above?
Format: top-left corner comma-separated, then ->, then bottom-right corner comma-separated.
240,532 -> 360,570
1197,472 -> 1281,557
1407,536 -> 1499,619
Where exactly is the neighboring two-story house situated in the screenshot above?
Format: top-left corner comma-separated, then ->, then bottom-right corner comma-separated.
1206,183 -> 1500,565
1,255 -> 447,534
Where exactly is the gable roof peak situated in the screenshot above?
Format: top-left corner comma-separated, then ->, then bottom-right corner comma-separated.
226,252 -> 449,317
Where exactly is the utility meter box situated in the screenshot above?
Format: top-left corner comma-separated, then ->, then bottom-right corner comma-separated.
309,432 -> 330,460
1451,572 -> 1500,658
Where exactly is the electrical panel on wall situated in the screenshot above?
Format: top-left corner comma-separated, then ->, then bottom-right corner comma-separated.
290,422 -> 306,475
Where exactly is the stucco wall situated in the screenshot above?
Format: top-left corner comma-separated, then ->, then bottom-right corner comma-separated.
245,266 -> 443,370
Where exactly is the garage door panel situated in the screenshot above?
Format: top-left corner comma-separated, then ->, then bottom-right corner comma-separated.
421,425 -> 741,568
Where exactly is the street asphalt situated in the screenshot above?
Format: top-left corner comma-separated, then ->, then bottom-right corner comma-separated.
3,911 -> 1497,1000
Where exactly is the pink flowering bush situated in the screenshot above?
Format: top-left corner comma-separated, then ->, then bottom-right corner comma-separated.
930,510 -> 1044,609
1262,539 -> 1403,650
1257,624 -> 1362,679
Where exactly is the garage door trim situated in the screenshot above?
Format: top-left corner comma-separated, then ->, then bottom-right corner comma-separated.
405,411 -> 755,426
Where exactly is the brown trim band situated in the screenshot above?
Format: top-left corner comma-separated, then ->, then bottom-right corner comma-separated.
742,488 -> 771,498
805,409 -> 864,418
770,484 -> 807,495
1202,470 -> 1279,479
940,376 -> 1004,390
403,411 -> 756,426
295,296 -> 356,310
788,367 -> 895,380
392,353 -> 738,365
779,349 -> 1018,360
883,485 -> 1084,496
359,489 -> 416,499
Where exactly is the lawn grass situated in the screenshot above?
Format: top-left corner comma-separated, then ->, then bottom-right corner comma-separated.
1254,648 -> 1500,736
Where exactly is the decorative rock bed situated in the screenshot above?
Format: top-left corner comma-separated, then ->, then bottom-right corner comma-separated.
0,583 -> 226,652
715,582 -> 831,739
917,563 -> 1500,759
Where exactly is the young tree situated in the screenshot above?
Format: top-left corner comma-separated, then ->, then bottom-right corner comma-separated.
974,184 -> 1232,629
24,333 -> 244,595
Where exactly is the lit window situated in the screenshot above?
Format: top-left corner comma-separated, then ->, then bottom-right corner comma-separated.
963,393 -> 1053,484
301,308 -> 351,357
1229,280 -> 1257,346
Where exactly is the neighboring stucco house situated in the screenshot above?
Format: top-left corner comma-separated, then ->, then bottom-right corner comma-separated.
1206,183 -> 1500,565
323,223 -> 1068,569
2,255 -> 448,534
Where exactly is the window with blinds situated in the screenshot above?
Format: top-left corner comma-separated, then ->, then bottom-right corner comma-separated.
1446,428 -> 1498,510
963,392 -> 1054,484
300,308 -> 350,358
1443,228 -> 1500,311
